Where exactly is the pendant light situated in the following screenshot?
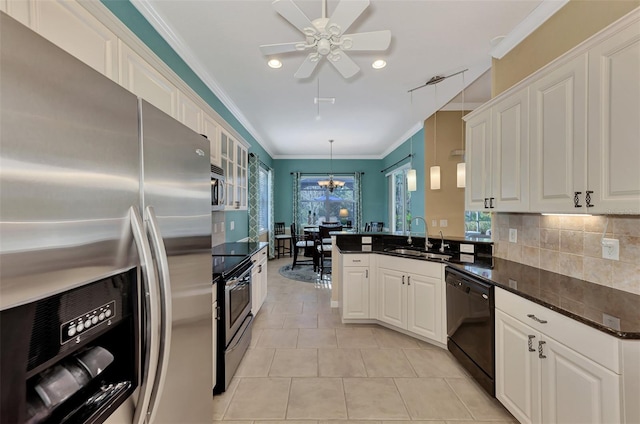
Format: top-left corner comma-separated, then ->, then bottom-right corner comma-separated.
456,71 -> 466,188
430,85 -> 441,190
318,139 -> 344,192
407,91 -> 417,192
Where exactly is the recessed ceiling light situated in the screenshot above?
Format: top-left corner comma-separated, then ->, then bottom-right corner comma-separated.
267,59 -> 282,69
372,59 -> 387,69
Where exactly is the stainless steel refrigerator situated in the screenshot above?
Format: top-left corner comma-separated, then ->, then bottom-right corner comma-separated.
0,12 -> 212,423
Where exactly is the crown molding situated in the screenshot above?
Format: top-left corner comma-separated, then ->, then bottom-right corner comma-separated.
490,0 -> 570,59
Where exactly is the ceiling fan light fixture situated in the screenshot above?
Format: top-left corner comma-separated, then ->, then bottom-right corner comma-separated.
267,59 -> 283,69
372,59 -> 387,69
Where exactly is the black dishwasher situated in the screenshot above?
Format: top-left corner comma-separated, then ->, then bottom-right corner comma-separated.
445,267 -> 495,396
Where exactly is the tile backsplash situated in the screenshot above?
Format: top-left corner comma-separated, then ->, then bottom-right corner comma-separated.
493,213 -> 640,295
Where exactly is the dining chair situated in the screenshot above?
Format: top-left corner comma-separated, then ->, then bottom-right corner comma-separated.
274,222 -> 292,258
315,223 -> 342,277
291,223 -> 314,269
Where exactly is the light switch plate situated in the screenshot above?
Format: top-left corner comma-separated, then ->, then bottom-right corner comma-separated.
432,220 -> 438,227
460,244 -> 475,254
509,228 -> 517,243
602,313 -> 621,330
361,236 -> 372,244
230,221 -> 234,231
440,219 -> 448,227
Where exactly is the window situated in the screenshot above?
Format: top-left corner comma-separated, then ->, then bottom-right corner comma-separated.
389,165 -> 412,233
297,175 -> 356,226
258,166 -> 271,232
464,211 -> 492,239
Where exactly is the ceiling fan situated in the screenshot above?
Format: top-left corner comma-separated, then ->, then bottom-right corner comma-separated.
259,0 -> 391,79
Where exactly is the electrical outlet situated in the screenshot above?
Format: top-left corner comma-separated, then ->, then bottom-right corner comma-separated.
213,223 -> 217,233
509,279 -> 518,289
440,219 -> 448,227
509,228 -> 517,243
230,221 -> 234,231
601,238 -> 619,260
432,220 -> 438,227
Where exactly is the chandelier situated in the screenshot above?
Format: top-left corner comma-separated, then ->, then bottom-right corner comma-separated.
318,139 -> 345,193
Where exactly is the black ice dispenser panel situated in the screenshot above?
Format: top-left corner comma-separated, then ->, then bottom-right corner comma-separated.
0,269 -> 139,424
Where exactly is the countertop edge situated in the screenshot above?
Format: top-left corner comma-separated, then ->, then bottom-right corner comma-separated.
337,248 -> 640,340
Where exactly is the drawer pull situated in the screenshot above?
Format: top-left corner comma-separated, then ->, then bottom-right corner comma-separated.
352,259 -> 361,263
538,340 -> 547,359
528,335 -> 536,352
365,269 -> 368,278
527,314 -> 547,324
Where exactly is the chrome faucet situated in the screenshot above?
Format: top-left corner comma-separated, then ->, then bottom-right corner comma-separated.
439,230 -> 450,253
409,217 -> 433,250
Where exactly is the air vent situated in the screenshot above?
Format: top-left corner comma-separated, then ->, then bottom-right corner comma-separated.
211,164 -> 224,176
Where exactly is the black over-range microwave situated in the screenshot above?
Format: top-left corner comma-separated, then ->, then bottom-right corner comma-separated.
211,164 -> 225,211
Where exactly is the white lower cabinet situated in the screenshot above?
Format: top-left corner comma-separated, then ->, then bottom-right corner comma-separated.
378,256 -> 444,343
251,246 -> 268,315
496,288 -> 622,424
342,255 -> 370,319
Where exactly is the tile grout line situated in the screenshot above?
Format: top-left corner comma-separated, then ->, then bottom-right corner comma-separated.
443,376 -> 476,421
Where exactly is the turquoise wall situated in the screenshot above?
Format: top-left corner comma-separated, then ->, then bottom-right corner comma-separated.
99,0 -> 423,240
273,159 -> 386,228
380,128 -> 426,220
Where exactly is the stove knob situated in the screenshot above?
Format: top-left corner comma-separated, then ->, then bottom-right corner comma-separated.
84,319 -> 92,328
77,322 -> 84,332
105,309 -> 112,318
92,316 -> 98,325
68,326 -> 76,337
99,312 -> 105,321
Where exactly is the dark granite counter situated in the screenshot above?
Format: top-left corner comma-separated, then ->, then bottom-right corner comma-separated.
447,259 -> 640,340
334,233 -> 640,340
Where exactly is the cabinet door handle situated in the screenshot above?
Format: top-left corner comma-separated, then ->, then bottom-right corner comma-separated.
528,335 -> 536,352
407,276 -> 411,286
527,314 -> 547,324
402,275 -> 405,285
586,190 -> 595,208
365,269 -> 368,278
538,340 -> 547,359
574,191 -> 583,208
489,197 -> 495,208
484,198 -> 488,209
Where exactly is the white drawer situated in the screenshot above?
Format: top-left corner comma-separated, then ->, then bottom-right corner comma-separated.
496,287 -> 620,373
344,254 -> 370,267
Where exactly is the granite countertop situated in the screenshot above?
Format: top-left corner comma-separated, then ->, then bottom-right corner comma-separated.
334,233 -> 639,340
447,259 -> 640,340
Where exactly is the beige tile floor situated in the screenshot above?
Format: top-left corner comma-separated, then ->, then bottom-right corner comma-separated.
213,257 -> 517,424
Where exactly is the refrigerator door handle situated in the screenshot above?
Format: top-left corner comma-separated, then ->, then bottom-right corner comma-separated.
130,207 -> 161,424
144,206 -> 173,423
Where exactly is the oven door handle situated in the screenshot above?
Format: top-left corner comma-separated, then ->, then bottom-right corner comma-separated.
144,206 -> 173,424
226,277 -> 250,290
129,206 -> 160,424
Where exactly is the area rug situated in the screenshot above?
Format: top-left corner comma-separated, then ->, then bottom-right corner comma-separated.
279,264 -> 331,284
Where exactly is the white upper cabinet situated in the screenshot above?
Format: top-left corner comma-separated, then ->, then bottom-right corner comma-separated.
177,91 -> 202,133
202,113 -> 221,167
2,0 -> 118,80
119,43 -> 177,117
529,54 -> 588,213
491,88 -> 529,211
466,9 -> 639,214
465,109 -> 492,211
465,87 -> 529,212
587,22 -> 640,214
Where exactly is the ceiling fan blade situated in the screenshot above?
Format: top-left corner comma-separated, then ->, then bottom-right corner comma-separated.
260,41 -> 305,55
341,30 -> 391,51
294,53 -> 320,79
272,0 -> 316,35
329,51 -> 360,79
326,0 -> 370,34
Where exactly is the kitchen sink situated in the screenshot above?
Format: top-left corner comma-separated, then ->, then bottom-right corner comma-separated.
386,248 -> 451,261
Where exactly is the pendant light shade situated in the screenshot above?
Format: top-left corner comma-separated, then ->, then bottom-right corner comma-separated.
430,166 -> 441,190
407,168 -> 417,192
456,162 -> 466,188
